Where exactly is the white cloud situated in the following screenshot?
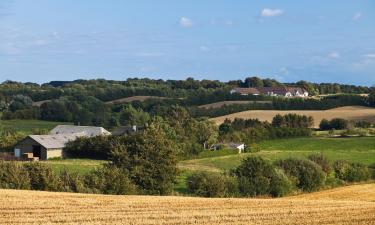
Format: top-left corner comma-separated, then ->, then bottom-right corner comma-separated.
328,51 -> 340,59
279,67 -> 290,75
353,12 -> 362,21
179,17 -> 193,27
261,8 -> 284,17
364,53 -> 375,59
200,46 -> 210,52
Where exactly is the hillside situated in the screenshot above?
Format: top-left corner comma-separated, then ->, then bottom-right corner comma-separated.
105,96 -> 169,104
211,106 -> 375,128
1,184 -> 374,225
198,100 -> 271,109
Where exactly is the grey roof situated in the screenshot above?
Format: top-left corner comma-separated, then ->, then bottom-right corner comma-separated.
28,133 -> 86,149
50,125 -> 111,137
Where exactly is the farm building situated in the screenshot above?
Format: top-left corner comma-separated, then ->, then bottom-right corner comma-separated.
14,125 -> 111,160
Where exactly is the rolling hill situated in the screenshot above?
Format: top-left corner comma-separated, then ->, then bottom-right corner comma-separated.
211,106 -> 375,128
0,184 -> 374,225
105,96 -> 169,104
198,100 -> 271,109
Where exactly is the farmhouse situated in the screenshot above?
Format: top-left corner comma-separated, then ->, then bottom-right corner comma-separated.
211,142 -> 245,153
230,87 -> 308,98
14,125 -> 111,160
112,125 -> 144,136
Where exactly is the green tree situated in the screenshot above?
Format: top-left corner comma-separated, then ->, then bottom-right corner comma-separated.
110,120 -> 178,195
234,156 -> 291,197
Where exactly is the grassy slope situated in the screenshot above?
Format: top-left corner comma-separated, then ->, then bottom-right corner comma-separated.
44,159 -> 106,174
1,184 -> 374,225
0,119 -> 71,133
180,137 -> 375,172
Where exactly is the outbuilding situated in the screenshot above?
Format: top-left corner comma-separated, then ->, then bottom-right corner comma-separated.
14,125 -> 111,160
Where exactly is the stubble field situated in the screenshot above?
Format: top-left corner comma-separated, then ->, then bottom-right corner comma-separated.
1,183 -> 374,225
211,106 -> 375,128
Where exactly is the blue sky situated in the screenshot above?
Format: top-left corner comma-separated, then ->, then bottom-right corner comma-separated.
0,0 -> 374,85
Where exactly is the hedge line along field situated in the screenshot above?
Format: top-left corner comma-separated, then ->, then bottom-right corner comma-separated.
211,106 -> 375,128
0,184 -> 374,225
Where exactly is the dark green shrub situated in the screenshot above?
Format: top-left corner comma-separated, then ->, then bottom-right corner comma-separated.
187,172 -> 236,197
85,166 -> 137,195
23,162 -> 60,191
0,161 -> 30,189
333,160 -> 370,182
59,169 -> 87,193
308,153 -> 332,174
275,158 -> 326,192
234,156 -> 291,197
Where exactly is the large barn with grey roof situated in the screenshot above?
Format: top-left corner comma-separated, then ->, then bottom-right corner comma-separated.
14,125 -> 111,160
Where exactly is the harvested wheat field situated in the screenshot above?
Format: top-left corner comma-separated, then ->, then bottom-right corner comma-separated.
1,184 -> 375,225
212,106 -> 375,128
198,100 -> 272,109
105,96 -> 169,104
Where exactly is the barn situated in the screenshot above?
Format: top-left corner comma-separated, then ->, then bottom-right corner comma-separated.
14,125 -> 111,160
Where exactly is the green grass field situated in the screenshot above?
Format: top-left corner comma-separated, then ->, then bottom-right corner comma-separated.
43,159 -> 106,174
0,120 -> 71,133
179,137 -> 375,172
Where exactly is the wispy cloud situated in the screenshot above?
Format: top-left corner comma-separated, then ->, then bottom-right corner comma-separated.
353,12 -> 362,21
261,8 -> 284,18
200,46 -> 210,52
328,51 -> 340,59
179,17 -> 194,27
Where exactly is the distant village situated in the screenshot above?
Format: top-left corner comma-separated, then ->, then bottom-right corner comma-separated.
230,87 -> 309,98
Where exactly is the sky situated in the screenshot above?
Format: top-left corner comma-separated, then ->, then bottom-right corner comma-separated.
0,0 -> 374,85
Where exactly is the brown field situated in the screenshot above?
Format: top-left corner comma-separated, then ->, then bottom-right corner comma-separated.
211,106 -> 375,128
198,100 -> 272,109
1,183 -> 375,225
105,96 -> 169,104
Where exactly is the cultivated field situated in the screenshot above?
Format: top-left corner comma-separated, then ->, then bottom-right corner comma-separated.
105,96 -> 169,104
1,184 -> 374,225
211,106 -> 375,128
198,100 -> 271,109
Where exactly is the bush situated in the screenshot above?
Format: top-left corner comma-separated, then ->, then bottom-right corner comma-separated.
275,158 -> 326,192
187,172 -> 237,197
23,162 -> 60,191
59,169 -> 87,193
84,166 -> 137,195
0,161 -> 30,189
234,156 -> 291,197
320,118 -> 349,130
333,160 -> 370,182
308,153 -> 332,174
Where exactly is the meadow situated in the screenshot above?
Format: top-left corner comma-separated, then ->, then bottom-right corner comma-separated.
0,183 -> 374,225
179,137 -> 375,172
211,106 -> 375,128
